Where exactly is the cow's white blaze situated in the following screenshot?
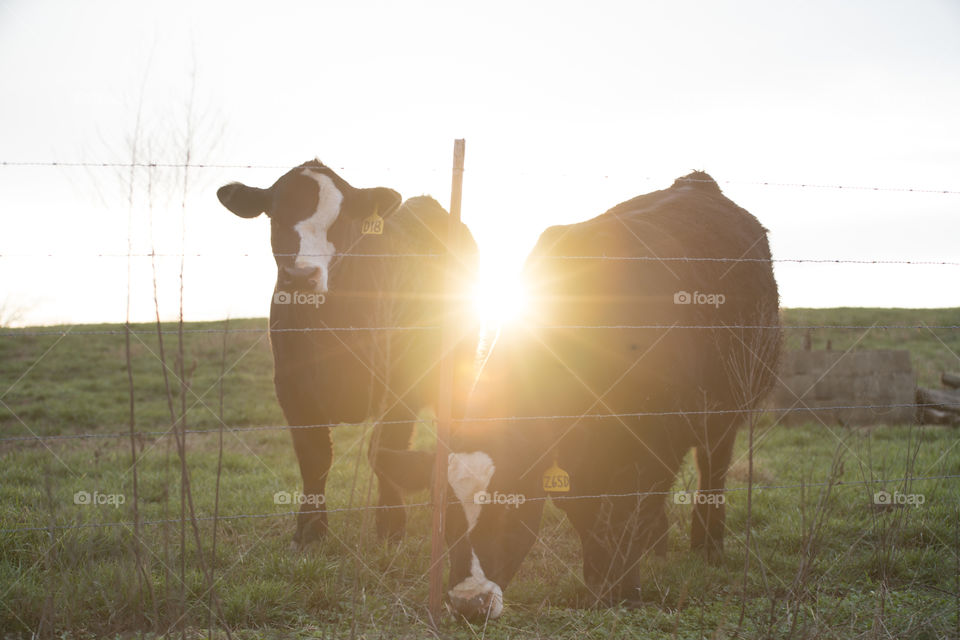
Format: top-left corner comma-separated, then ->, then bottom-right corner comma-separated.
293,170 -> 344,292
447,451 -> 495,532
447,451 -> 503,619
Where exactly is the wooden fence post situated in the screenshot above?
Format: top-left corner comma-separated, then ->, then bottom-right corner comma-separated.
429,138 -> 466,623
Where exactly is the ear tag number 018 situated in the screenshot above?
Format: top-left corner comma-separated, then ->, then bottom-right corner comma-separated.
362,213 -> 384,235
542,462 -> 570,493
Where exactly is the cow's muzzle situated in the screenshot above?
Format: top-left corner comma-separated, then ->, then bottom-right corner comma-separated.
448,577 -> 504,621
280,265 -> 324,292
450,591 -> 497,621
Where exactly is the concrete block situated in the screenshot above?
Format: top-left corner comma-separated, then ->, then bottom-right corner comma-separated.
768,350 -> 916,426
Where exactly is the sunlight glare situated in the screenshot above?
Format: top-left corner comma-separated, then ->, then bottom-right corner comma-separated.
473,273 -> 529,326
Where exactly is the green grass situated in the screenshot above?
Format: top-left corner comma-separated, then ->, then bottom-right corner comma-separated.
1,309 -> 959,638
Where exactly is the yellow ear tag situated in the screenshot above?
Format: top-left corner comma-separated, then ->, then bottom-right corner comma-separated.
542,462 -> 570,493
361,213 -> 384,235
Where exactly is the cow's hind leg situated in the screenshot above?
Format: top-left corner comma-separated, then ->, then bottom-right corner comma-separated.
368,411 -> 422,541
691,417 -> 737,560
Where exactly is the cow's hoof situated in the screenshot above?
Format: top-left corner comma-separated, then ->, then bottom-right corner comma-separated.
290,538 -> 323,553
291,533 -> 325,552
293,519 -> 327,549
375,511 -> 405,543
619,585 -> 643,608
692,539 -> 724,564
580,582 -> 643,609
579,583 -> 613,609
375,526 -> 404,544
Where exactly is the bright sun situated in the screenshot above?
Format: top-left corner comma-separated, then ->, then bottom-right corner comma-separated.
473,273 -> 529,326
468,225 -> 537,327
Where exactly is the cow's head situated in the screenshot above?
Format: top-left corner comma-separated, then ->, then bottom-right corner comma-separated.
444,332 -> 551,621
446,449 -> 551,621
217,160 -> 401,293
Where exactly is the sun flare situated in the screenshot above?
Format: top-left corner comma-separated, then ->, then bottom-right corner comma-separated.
468,225 -> 538,327
473,276 -> 529,326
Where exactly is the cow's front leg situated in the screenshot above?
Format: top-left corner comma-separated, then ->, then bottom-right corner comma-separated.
592,443 -> 683,605
599,493 -> 666,606
567,494 -> 646,607
289,425 -> 333,548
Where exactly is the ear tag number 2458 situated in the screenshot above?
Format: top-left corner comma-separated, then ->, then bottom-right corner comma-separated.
543,463 -> 570,493
362,213 -> 384,235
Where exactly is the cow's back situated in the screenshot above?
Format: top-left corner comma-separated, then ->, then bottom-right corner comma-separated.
473,173 -> 779,445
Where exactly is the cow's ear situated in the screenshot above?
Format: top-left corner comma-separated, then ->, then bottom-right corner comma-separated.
217,183 -> 272,219
356,187 -> 402,219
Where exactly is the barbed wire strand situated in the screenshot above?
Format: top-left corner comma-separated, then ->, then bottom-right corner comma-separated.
3,473 -> 956,535
1,252 -> 958,266
1,401 -> 955,444
2,323 -> 958,338
1,160 -> 958,194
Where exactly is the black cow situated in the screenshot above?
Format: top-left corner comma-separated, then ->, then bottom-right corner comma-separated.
441,172 -> 781,619
217,160 -> 477,545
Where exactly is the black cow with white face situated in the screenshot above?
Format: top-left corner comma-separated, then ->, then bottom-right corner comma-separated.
441,172 -> 781,619
218,160 -> 478,545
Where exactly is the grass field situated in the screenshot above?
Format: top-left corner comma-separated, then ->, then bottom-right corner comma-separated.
1,308 -> 959,638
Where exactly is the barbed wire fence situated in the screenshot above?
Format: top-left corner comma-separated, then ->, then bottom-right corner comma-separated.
4,472 -> 960,536
4,159 -> 960,195
1,154 -> 959,636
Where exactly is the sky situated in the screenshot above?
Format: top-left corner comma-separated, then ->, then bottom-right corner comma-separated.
0,0 -> 958,327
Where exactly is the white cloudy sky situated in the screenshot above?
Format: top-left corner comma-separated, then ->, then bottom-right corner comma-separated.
0,0 -> 958,326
